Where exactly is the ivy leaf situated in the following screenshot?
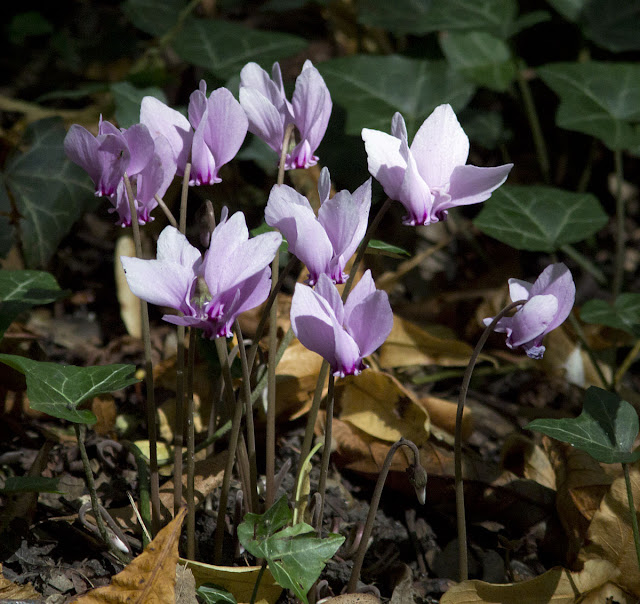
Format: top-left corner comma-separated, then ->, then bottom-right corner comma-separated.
196,584 -> 238,604
440,31 -> 516,92
123,0 -> 186,37
238,496 -> 344,604
0,270 -> 66,338
582,0 -> 640,52
366,239 -> 411,258
318,55 -> 475,139
0,355 -> 139,424
111,82 -> 168,128
473,185 -> 608,252
538,62 -> 640,151
527,387 -> 640,464
3,118 -> 96,268
356,0 -> 435,35
1,476 -> 62,494
580,294 -> 640,337
546,0 -> 586,22
171,19 -> 307,80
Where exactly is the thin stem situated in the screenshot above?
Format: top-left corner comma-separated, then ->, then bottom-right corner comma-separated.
612,149 -> 625,298
124,173 -> 160,535
266,123 -> 296,508
560,244 -> 606,286
615,338 -> 640,387
235,320 -> 259,514
346,438 -> 424,593
316,373 -> 335,534
516,62 -> 550,184
180,163 -> 191,233
123,441 -> 151,546
213,337 -> 245,563
455,300 -> 525,582
623,462 -> 640,572
154,194 -> 178,228
250,560 -> 268,604
186,328 -> 197,560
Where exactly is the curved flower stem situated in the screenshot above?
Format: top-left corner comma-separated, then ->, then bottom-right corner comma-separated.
266,123 -> 296,508
235,320 -> 259,514
612,149 -> 625,298
124,173 -> 160,535
213,337 -> 245,563
623,462 -> 640,572
614,338 -> 640,387
346,438 -> 426,593
455,300 -> 525,582
316,373 -> 335,533
186,328 -> 197,559
154,194 -> 178,228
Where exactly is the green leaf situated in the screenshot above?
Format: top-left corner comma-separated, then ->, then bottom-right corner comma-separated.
1,476 -> 62,494
582,0 -> 640,52
318,55 -> 475,139
580,294 -> 640,337
356,0 -> 434,35
3,118 -> 97,268
171,19 -> 307,80
366,239 -> 411,258
238,496 -> 293,552
9,11 -> 53,45
196,584 -> 238,604
527,387 -> 640,464
460,109 -> 508,150
111,82 -> 168,128
440,31 -> 516,92
473,185 -> 608,252
538,62 -> 640,151
0,355 -> 139,424
0,270 -> 66,338
546,0 -> 586,22
122,0 -> 186,37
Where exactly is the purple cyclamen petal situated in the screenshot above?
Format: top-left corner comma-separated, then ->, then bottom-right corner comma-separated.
315,273 -> 344,325
345,289 -> 393,359
397,139 -> 432,226
508,278 -> 532,303
188,81 -> 208,130
361,128 -> 406,200
529,263 -> 575,333
443,164 -> 514,209
122,124 -> 155,176
239,87 -> 286,154
508,294 -> 559,348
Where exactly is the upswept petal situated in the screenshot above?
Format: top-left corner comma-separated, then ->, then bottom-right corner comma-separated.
206,211 -> 249,263
151,133 -> 177,198
345,289 -> 393,359
343,270 -> 377,323
222,266 -> 272,320
318,166 -> 331,206
190,109 -> 217,185
240,62 -> 287,111
397,140 -> 432,225
391,112 -> 408,141
331,325 -> 362,377
140,96 -> 192,174
156,226 -> 202,270
122,124 -> 155,176
292,62 -> 332,156
444,164 -> 513,209
204,88 -> 248,169
188,81 -> 208,130
121,256 -> 194,313
508,279 -> 532,303
344,178 -> 372,260
64,125 -> 103,192
529,263 -> 575,332
315,274 -> 344,325
239,87 -> 285,153
361,128 -> 406,199
317,190 -> 360,261
508,294 -> 558,348
410,104 -> 469,187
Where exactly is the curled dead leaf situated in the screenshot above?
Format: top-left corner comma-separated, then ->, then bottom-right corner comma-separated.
0,562 -> 41,600
419,396 -> 473,442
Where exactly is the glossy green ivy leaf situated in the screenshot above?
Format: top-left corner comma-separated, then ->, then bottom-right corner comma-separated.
582,0 -> 640,52
440,31 -> 516,92
0,355 -> 139,424
0,270 -> 66,338
580,294 -> 640,337
111,82 -> 168,128
1,476 -> 62,494
172,18 -> 307,80
356,0 -> 434,35
196,584 -> 237,604
3,118 -> 96,268
474,185 -> 608,252
122,0 -> 186,37
539,62 -> 640,151
527,387 -> 640,464
238,496 -> 344,604
367,239 -> 411,258
318,55 -> 475,139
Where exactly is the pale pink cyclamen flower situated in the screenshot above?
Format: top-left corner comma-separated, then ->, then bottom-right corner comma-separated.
121,210 -> 282,339
64,118 -> 174,226
483,263 -> 575,359
290,271 -> 393,377
239,60 -> 332,170
140,81 -> 248,186
362,105 -> 513,226
265,168 -> 371,285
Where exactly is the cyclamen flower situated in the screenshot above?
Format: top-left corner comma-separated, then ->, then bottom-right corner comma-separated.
290,271 -> 393,377
140,81 -> 248,186
239,60 -> 332,170
121,211 -> 282,339
362,105 -> 513,226
265,168 -> 371,285
484,263 -> 575,359
64,118 -> 174,226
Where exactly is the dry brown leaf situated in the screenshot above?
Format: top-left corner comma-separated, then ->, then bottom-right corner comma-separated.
379,316 -> 473,369
320,594 -> 381,603
92,395 -> 117,436
440,558 -> 625,603
501,434 -> 556,490
115,235 -> 141,339
579,464 -> 640,596
0,563 -> 41,600
336,371 -> 430,447
419,396 -> 473,442
74,508 -> 187,603
182,559 -> 282,604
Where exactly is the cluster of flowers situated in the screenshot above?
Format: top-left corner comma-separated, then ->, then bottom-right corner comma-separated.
65,59 -> 575,375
